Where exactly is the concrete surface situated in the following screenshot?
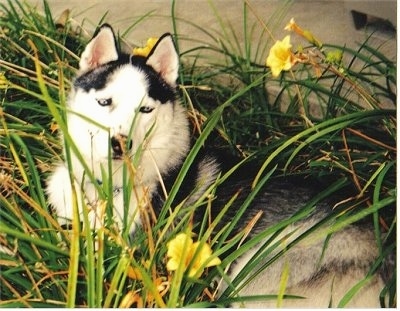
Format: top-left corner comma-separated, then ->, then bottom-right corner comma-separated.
5,0 -> 396,62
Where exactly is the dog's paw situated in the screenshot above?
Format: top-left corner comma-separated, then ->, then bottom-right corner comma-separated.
46,164 -> 77,224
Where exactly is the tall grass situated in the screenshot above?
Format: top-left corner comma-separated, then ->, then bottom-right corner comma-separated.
0,0 -> 396,307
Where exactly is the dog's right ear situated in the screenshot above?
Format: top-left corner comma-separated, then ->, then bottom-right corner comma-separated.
146,33 -> 179,87
79,24 -> 119,73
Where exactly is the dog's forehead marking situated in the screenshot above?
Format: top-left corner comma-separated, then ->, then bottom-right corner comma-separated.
74,58 -> 176,104
74,61 -> 138,91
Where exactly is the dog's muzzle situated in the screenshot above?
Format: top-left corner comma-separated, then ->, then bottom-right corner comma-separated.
111,134 -> 132,159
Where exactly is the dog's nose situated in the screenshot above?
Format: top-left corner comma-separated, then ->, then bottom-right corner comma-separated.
111,134 -> 132,158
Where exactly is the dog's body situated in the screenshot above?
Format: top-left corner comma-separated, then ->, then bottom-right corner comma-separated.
46,25 -> 390,307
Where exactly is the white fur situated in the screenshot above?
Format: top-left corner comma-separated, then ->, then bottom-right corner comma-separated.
225,221 -> 384,307
46,28 -> 189,231
184,157 -> 220,206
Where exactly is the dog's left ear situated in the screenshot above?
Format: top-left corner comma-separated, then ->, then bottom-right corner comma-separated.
146,33 -> 179,86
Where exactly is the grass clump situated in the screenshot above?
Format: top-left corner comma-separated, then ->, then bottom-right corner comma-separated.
0,0 -> 396,307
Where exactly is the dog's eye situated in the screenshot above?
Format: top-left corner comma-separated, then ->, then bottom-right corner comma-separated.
139,106 -> 154,113
97,98 -> 112,106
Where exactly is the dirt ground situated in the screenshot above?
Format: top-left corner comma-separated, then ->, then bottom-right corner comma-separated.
6,0 -> 396,62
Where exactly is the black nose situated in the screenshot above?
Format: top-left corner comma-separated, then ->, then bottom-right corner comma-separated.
111,134 -> 132,158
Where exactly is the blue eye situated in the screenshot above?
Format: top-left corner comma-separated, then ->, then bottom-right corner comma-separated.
139,106 -> 154,113
97,98 -> 112,106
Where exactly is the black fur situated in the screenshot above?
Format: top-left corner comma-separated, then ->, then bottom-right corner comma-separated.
131,56 -> 176,104
74,56 -> 130,92
74,54 -> 176,104
151,145 -> 349,237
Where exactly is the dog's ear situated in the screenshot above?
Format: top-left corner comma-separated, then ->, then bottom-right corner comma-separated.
146,33 -> 179,86
79,24 -> 119,73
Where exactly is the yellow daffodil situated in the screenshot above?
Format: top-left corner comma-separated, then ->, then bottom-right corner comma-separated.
132,37 -> 159,57
0,71 -> 10,89
166,232 -> 221,278
266,35 -> 294,77
285,18 -> 322,48
284,18 -> 302,34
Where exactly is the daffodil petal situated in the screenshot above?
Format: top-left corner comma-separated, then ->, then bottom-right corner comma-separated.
167,233 -> 193,258
266,35 -> 293,77
166,232 -> 221,278
166,258 -> 179,271
146,37 -> 159,48
132,37 -> 159,57
205,256 -> 221,268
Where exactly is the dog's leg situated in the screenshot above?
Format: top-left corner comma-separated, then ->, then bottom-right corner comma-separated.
46,164 -> 101,229
46,164 -> 78,226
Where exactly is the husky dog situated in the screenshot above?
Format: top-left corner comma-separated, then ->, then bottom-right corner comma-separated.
46,24 -> 391,307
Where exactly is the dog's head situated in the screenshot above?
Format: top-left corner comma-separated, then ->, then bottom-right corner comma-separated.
66,24 -> 189,185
